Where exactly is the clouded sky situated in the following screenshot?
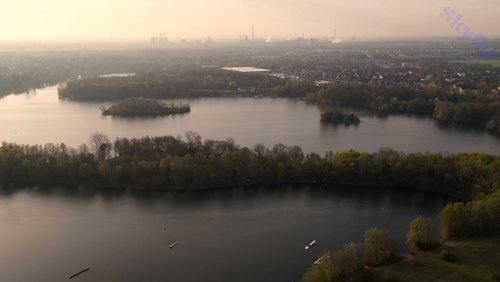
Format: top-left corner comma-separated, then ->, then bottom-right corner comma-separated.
1,0 -> 498,42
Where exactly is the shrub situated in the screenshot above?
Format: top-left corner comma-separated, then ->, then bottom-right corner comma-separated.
440,250 -> 458,262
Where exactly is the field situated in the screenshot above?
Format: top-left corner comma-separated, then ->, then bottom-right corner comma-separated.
449,59 -> 500,67
365,237 -> 500,282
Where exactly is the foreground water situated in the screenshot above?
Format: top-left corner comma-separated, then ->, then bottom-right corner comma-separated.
0,86 -> 498,155
0,186 -> 450,282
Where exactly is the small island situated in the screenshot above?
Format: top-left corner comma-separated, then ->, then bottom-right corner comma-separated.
101,97 -> 190,117
320,108 -> 360,125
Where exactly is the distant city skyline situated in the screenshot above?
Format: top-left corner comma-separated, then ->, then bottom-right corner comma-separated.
1,0 -> 498,42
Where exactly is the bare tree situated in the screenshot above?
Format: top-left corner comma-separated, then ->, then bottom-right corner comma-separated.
185,131 -> 202,150
89,132 -> 112,159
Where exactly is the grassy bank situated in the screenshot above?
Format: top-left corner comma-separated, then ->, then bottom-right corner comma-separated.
367,237 -> 500,282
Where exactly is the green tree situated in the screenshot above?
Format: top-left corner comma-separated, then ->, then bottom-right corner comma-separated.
439,202 -> 469,240
363,228 -> 400,266
440,191 -> 500,240
332,242 -> 364,278
406,215 -> 439,252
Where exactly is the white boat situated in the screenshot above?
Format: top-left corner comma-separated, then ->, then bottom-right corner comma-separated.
169,241 -> 179,248
305,240 -> 316,250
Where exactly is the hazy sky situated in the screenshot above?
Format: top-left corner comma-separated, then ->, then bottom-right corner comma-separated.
1,0 -> 498,42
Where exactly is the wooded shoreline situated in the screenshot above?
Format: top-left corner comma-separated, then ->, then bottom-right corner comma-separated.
0,133 -> 497,200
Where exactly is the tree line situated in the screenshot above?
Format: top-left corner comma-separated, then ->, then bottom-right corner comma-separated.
0,133 -> 498,199
306,84 -> 440,115
0,49 -> 180,97
58,69 -> 315,100
307,83 -> 500,134
440,190 -> 500,240
434,101 -> 500,134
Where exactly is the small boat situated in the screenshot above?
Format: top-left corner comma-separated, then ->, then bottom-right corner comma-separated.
305,240 -> 316,250
169,241 -> 180,249
68,268 -> 90,279
314,258 -> 322,265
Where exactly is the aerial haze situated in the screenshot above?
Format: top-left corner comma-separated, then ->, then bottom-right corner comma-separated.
2,0 -> 499,42
1,1 -> 499,281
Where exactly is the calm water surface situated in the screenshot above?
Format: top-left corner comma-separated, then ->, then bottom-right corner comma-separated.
0,186 -> 450,282
0,86 -> 498,154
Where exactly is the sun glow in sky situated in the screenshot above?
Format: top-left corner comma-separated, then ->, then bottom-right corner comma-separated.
1,0 -> 498,42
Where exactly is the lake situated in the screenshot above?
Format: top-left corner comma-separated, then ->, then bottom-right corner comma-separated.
0,83 -> 492,281
0,85 -> 498,155
0,186 -> 451,282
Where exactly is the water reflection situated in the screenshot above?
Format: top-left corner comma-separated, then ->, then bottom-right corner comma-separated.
319,121 -> 360,130
435,120 -> 489,134
0,184 -> 454,211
